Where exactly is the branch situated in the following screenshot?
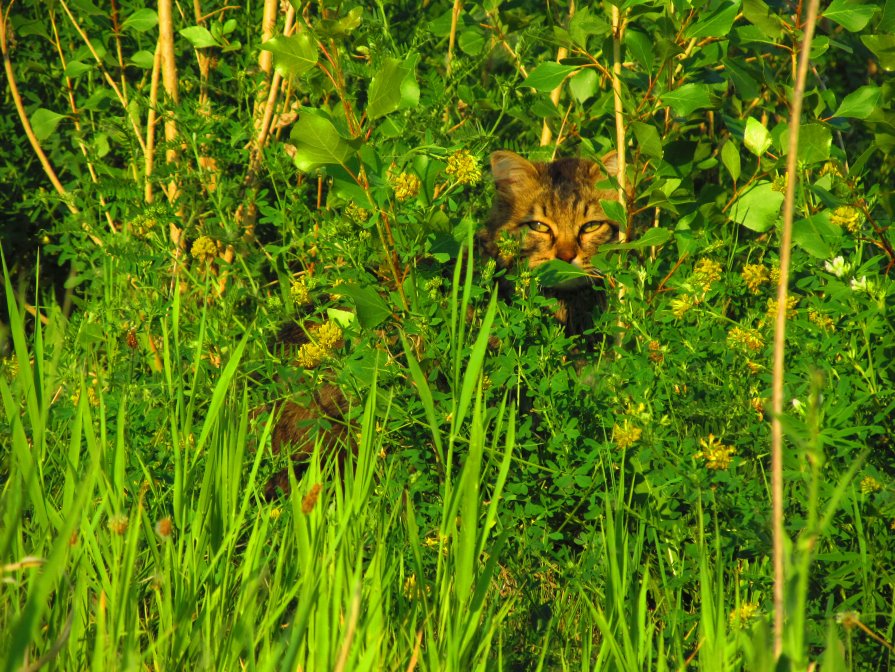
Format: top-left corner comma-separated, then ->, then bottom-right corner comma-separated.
771,0 -> 822,658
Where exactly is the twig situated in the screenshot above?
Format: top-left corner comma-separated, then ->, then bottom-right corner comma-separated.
771,0 -> 822,658
446,0 -> 462,76
540,2 -> 573,147
0,2 -> 81,217
611,5 -> 628,240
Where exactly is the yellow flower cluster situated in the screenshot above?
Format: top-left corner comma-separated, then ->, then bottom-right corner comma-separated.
295,321 -> 343,369
741,263 -> 769,293
727,326 -> 764,352
290,277 -> 311,306
766,295 -> 799,320
392,171 -> 421,201
345,202 -> 370,223
830,205 -> 862,233
729,602 -> 760,627
695,434 -> 737,470
693,258 -> 723,291
445,149 -> 482,185
613,419 -> 642,449
191,235 -> 218,263
808,309 -> 835,331
860,475 -> 882,494
670,294 -> 698,319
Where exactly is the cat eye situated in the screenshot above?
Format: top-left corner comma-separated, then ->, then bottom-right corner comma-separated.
579,220 -> 611,234
526,221 -> 552,234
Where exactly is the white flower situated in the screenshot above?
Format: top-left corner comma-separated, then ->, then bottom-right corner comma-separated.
791,398 -> 805,414
824,256 -> 850,278
850,276 -> 870,292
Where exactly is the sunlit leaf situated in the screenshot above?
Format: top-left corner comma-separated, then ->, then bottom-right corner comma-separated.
661,84 -> 713,116
367,55 -> 420,119
523,63 -> 577,92
289,112 -> 352,172
260,32 -> 318,79
823,0 -> 879,32
729,181 -> 783,232
833,85 -> 882,119
30,108 -> 66,141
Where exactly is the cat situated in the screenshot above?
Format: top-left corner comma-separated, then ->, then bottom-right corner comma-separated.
265,150 -> 625,496
479,150 -> 623,336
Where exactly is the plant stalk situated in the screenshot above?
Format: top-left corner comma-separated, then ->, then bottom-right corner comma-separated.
771,0 -> 822,657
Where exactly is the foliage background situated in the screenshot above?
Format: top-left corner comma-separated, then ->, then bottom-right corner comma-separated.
1,0 -> 894,669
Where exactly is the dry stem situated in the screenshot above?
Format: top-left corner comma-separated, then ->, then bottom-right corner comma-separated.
771,0 -> 822,658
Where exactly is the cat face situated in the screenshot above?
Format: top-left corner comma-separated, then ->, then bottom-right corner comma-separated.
482,151 -> 621,287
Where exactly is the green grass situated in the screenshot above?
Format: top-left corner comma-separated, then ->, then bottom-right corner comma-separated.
2,0 -> 895,669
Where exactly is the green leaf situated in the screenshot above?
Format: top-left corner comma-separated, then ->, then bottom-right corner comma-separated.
742,0 -> 784,38
600,227 -> 673,250
289,112 -> 352,172
721,140 -> 741,182
333,284 -> 391,329
833,85 -> 882,119
729,181 -> 783,232
30,108 -> 66,141
722,57 -> 760,99
684,1 -> 740,38
130,50 -> 155,69
367,56 -> 420,119
569,69 -> 598,103
661,84 -> 713,116
861,34 -> 895,70
793,211 -> 842,258
599,199 -> 627,227
179,26 -> 219,48
522,63 -> 577,92
823,0 -> 879,31
569,8 -> 609,46
631,121 -> 663,159
625,30 -> 653,72
64,60 -> 92,78
122,8 -> 158,32
458,29 -> 485,55
744,117 -> 772,156
779,123 -> 832,164
881,0 -> 895,31
535,259 -> 589,288
260,33 -> 318,79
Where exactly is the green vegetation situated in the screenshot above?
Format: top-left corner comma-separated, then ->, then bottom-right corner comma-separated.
2,0 -> 894,669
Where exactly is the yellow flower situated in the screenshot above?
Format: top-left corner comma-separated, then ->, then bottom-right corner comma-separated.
191,235 -> 217,263
345,202 -> 370,223
392,171 -> 421,201
296,342 -> 327,369
290,277 -> 311,306
613,420 -> 642,449
750,397 -> 765,420
727,326 -> 764,352
107,513 -> 129,535
830,205 -> 862,234
695,434 -> 737,470
808,309 -> 835,331
741,264 -> 769,293
315,321 -> 343,350
445,149 -> 482,185
693,258 -> 723,292
766,296 -> 799,320
860,476 -> 882,494
670,294 -> 697,319
729,602 -> 760,627
154,517 -> 173,539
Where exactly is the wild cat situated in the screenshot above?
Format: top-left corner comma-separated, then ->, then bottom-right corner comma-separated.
266,150 -> 624,495
479,150 -> 622,335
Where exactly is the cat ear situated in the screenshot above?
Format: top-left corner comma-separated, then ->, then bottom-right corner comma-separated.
490,151 -> 539,193
598,150 -> 620,178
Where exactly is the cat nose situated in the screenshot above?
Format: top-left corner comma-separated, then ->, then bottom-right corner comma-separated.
555,243 -> 577,262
